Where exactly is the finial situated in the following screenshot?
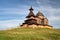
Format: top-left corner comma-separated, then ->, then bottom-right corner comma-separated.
30,5 -> 32,8
29,6 -> 33,11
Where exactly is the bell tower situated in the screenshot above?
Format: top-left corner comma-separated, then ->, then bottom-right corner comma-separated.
26,6 -> 35,18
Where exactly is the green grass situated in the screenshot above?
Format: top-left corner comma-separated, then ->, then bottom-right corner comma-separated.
0,28 -> 60,40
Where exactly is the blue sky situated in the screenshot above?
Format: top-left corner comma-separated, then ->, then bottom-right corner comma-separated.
0,0 -> 60,30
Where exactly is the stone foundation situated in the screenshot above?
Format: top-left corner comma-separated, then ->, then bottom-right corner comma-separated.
28,24 -> 37,28
21,24 -> 28,28
20,24 -> 52,29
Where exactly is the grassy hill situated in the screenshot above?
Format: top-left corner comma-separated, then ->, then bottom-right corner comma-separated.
0,28 -> 60,40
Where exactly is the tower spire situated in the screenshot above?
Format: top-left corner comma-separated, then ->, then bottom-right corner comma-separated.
29,6 -> 33,11
26,6 -> 35,18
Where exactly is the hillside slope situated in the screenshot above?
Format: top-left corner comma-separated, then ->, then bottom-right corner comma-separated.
0,28 -> 60,40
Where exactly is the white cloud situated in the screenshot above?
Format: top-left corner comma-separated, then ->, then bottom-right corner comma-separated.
0,19 -> 24,30
0,8 -> 26,14
0,5 -> 30,15
48,16 -> 60,21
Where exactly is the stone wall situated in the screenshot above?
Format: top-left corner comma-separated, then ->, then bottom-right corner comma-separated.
21,24 -> 27,28
20,24 -> 52,29
28,24 -> 37,28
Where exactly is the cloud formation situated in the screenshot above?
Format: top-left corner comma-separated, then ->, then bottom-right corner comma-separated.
0,19 -> 24,30
0,0 -> 60,30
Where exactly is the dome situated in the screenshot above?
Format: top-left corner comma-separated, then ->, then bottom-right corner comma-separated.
36,11 -> 44,17
44,18 -> 48,21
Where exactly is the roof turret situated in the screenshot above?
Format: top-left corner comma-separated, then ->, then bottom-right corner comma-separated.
36,11 -> 44,17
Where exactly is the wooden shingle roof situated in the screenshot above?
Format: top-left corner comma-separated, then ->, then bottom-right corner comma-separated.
26,6 -> 35,18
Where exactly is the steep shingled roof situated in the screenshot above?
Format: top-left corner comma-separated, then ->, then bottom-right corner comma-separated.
26,6 -> 35,18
